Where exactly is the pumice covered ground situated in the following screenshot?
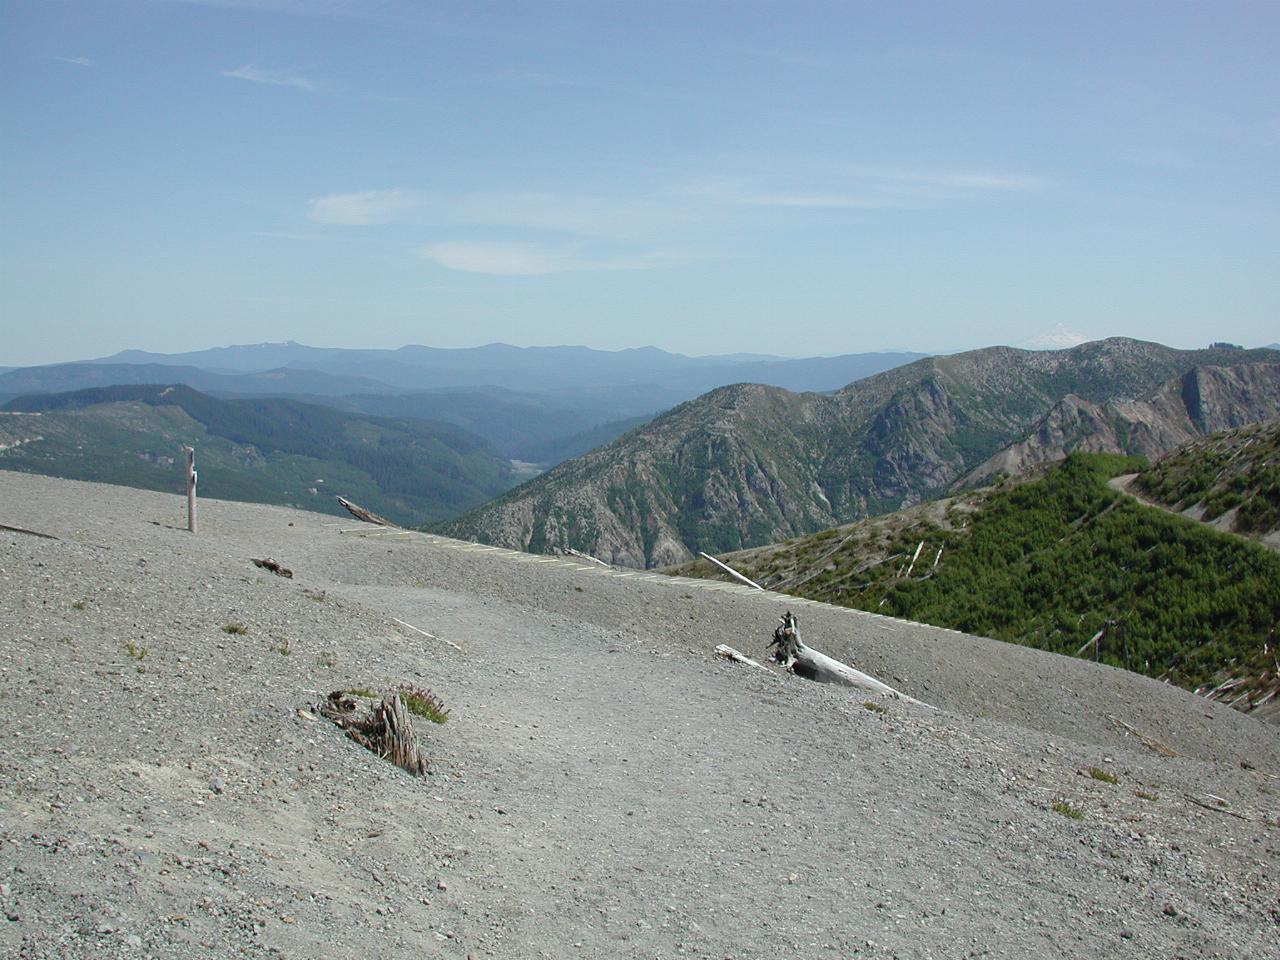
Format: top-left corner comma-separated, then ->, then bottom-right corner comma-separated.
1,470 -> 1276,959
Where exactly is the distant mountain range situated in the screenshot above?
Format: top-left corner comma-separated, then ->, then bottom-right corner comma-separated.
440,339 -> 1280,566
0,385 -> 519,525
0,343 -> 925,465
85,341 -> 925,396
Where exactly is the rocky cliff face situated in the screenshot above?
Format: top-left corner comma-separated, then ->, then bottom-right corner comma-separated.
440,340 -> 1280,566
963,364 -> 1280,485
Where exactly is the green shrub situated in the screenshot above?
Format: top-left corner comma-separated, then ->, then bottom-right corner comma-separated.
1052,800 -> 1084,820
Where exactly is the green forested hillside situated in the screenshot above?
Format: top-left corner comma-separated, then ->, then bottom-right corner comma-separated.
672,453 -> 1280,709
1135,419 -> 1280,539
0,385 -> 519,525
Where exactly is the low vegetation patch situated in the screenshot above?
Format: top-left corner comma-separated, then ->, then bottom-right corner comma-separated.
222,622 -> 248,635
1052,799 -> 1085,821
396,683 -> 449,724
1085,766 -> 1118,784
124,639 -> 147,661
862,701 -> 888,714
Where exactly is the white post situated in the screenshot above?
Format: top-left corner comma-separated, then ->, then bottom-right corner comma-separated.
183,445 -> 197,534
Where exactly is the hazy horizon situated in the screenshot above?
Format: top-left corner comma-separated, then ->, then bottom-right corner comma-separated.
8,329 -> 1279,373
3,2 -> 1277,366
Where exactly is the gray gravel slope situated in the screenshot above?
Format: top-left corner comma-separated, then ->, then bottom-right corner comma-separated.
1,471 -> 1276,960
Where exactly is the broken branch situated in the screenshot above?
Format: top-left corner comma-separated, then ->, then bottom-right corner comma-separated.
392,617 -> 463,653
715,644 -> 769,671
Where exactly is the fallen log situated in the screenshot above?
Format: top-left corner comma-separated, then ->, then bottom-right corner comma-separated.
0,522 -> 59,541
715,644 -> 769,671
335,496 -> 397,527
698,552 -> 764,590
1107,715 -> 1177,757
768,612 -> 933,708
392,616 -> 463,653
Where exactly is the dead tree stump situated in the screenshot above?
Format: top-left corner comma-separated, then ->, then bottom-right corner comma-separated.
319,691 -> 428,775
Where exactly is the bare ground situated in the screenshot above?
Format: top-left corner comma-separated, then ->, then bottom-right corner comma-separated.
1,471 -> 1277,959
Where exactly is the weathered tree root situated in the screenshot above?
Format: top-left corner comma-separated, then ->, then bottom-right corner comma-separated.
319,691 -> 427,776
251,557 -> 293,578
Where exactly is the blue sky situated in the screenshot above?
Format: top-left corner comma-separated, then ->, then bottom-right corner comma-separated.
3,0 -> 1277,365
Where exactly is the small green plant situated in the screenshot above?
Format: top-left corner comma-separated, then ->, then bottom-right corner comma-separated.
340,684 -> 449,724
272,636 -> 292,656
71,600 -> 86,610
396,683 -> 449,724
124,640 -> 148,661
1135,790 -> 1158,801
1086,766 -> 1118,784
862,701 -> 888,714
318,650 -> 337,668
222,623 -> 248,635
1052,799 -> 1084,820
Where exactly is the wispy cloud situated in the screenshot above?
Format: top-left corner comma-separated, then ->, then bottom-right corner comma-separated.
253,231 -> 370,242
55,56 -> 93,67
888,169 -> 1047,192
417,241 -> 677,276
222,64 -> 315,91
304,188 -> 686,237
681,165 -> 1050,211
307,189 -> 423,225
453,192 -> 688,239
697,186 -> 909,211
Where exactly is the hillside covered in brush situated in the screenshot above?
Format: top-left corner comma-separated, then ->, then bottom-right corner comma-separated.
441,338 -> 1280,566
1131,419 -> 1280,546
0,385 -> 518,525
669,452 -> 1280,716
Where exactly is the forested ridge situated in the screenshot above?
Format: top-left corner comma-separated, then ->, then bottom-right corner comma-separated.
674,453 -> 1280,709
1,385 -> 517,524
1135,419 -> 1280,539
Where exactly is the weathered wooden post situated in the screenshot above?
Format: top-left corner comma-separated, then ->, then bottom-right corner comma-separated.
183,445 -> 197,534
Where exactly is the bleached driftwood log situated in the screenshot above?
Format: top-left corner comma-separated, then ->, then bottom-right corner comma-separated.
392,616 -> 463,653
768,612 -> 934,708
715,644 -> 769,671
698,552 -> 764,590
336,496 -> 397,527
